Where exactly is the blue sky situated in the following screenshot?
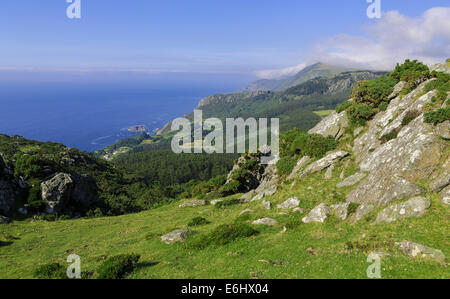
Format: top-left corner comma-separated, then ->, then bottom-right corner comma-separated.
0,0 -> 449,78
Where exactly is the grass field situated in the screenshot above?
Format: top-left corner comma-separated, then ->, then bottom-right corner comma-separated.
1,161 -> 448,279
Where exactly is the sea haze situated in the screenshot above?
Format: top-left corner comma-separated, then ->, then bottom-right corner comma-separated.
0,71 -> 253,152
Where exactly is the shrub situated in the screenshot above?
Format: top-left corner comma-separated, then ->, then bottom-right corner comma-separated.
34,263 -> 67,279
401,109 -> 421,126
389,59 -> 430,84
336,101 -> 352,113
424,107 -> 450,125
188,217 -> 209,227
276,157 -> 297,177
352,76 -> 396,108
347,104 -> 376,126
234,212 -> 253,223
188,223 -> 259,249
426,71 -> 450,104
280,129 -> 338,160
380,130 -> 398,144
96,254 -> 141,279
218,180 -> 241,196
348,203 -> 360,216
215,198 -> 240,209
378,102 -> 389,111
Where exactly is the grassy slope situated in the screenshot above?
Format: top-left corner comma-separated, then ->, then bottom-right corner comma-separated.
1,157 -> 448,279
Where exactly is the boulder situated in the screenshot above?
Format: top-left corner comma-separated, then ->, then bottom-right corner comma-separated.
277,197 -> 300,210
0,215 -> 11,224
435,121 -> 450,140
302,203 -> 332,223
375,197 -> 431,223
179,200 -> 207,208
395,240 -> 446,263
252,218 -> 278,226
331,203 -> 350,220
301,151 -> 349,178
324,164 -> 334,180
248,185 -> 277,202
0,179 -> 15,215
353,204 -> 375,222
308,111 -> 349,140
239,208 -> 254,216
439,185 -> 450,205
161,229 -> 190,244
388,81 -> 407,100
262,200 -> 271,210
336,173 -> 366,188
287,156 -> 311,180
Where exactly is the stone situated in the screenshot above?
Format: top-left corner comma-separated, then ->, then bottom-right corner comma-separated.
429,160 -> 450,192
302,203 -> 332,223
439,185 -> 450,205
336,173 -> 367,188
435,121 -> 450,140
210,200 -> 223,206
239,208 -> 254,216
0,215 -> 11,224
395,240 -> 446,263
301,151 -> 349,178
0,179 -> 15,215
252,218 -> 278,226
375,197 -> 431,223
388,81 -> 407,100
179,200 -> 207,208
353,204 -> 375,222
277,197 -> 300,210
308,111 -> 349,140
287,156 -> 312,180
339,171 -> 345,179
248,185 -> 277,202
262,200 -> 271,210
331,203 -> 350,220
324,164 -> 334,180
161,229 -> 190,244
353,126 -> 365,137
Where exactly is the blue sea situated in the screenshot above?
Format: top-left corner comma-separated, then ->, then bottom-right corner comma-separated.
0,72 -> 251,152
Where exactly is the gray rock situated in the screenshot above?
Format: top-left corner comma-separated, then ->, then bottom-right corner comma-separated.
211,200 -> 223,206
277,197 -> 300,210
287,156 -> 312,180
248,185 -> 277,202
439,185 -> 450,205
0,179 -> 15,215
331,202 -> 350,220
0,215 -> 11,224
375,197 -> 431,223
252,218 -> 278,226
161,229 -> 190,244
388,81 -> 407,100
435,121 -> 450,140
302,203 -> 332,223
339,171 -> 345,179
395,240 -> 446,263
336,173 -> 366,188
179,200 -> 207,208
308,111 -> 349,140
262,200 -> 271,210
353,204 -> 375,222
324,164 -> 335,180
353,126 -> 365,137
429,158 -> 450,192
239,208 -> 254,216
301,151 -> 349,178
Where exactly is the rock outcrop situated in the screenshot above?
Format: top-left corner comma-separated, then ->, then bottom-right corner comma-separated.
277,198 -> 300,210
302,203 -> 332,223
161,229 -> 190,244
300,151 -> 349,178
308,111 -> 349,140
252,218 -> 278,226
336,173 -> 366,188
396,240 -> 446,263
179,200 -> 207,208
375,197 -> 431,223
331,203 -> 350,220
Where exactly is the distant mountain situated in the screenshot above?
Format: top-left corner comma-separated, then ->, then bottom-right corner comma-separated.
239,62 -> 356,93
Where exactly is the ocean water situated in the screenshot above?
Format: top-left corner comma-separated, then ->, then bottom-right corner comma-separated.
0,77 -> 245,152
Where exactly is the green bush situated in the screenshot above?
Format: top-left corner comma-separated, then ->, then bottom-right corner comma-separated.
188,223 -> 259,249
96,254 -> 141,279
188,217 -> 209,227
380,130 -> 399,144
347,103 -> 376,126
378,101 -> 389,111
351,76 -> 396,107
336,101 -> 352,113
280,129 -> 338,160
34,263 -> 67,279
276,157 -> 297,177
426,71 -> 450,104
218,180 -> 241,196
401,109 -> 421,126
215,198 -> 240,209
424,107 -> 450,125
389,59 -> 430,83
348,203 -> 360,216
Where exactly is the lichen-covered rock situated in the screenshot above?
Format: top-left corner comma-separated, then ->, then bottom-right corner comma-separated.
302,203 -> 332,223
336,173 -> 366,188
308,111 -> 349,140
435,121 -> 450,140
277,197 -> 300,210
324,164 -> 334,180
179,200 -> 207,208
262,200 -> 271,210
161,229 -> 190,244
395,240 -> 446,263
252,218 -> 278,226
300,151 -> 349,178
331,203 -> 350,220
41,173 -> 98,215
375,197 -> 431,223
353,204 -> 375,222
287,156 -> 311,180
248,185 -> 277,202
439,185 -> 450,205
430,157 -> 450,192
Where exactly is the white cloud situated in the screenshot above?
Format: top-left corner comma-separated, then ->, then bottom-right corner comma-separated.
256,7 -> 450,78
254,63 -> 307,79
